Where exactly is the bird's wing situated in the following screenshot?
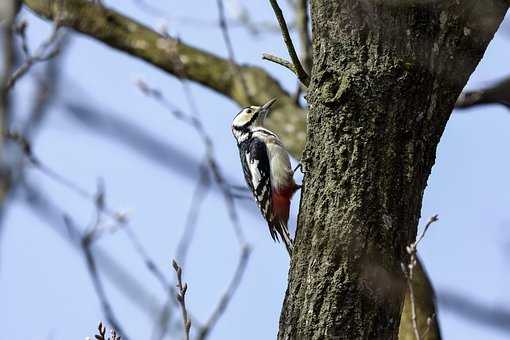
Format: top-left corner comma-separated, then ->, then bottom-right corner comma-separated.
240,138 -> 278,241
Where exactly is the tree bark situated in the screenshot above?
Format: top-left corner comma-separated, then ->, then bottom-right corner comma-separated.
279,1 -> 507,339
20,0 -> 508,338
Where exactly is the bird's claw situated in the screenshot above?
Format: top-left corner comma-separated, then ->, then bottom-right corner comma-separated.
293,163 -> 305,175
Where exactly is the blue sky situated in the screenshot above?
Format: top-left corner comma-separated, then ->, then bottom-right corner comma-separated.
1,1 -> 510,339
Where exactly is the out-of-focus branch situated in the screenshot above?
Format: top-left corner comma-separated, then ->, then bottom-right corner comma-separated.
23,0 -> 306,157
216,0 -> 252,101
295,0 -> 312,73
196,245 -> 251,340
22,34 -> 70,138
8,130 -> 179,304
437,289 -> 510,333
132,0 -> 285,36
62,99 -> 255,212
0,2 -> 16,133
136,79 -> 247,245
138,80 -> 252,339
456,76 -> 510,109
175,163 -> 211,267
0,0 -> 19,267
267,0 -> 310,87
20,182 -> 161,318
399,215 -> 441,340
67,213 -> 131,340
6,19 -> 62,91
63,100 -> 200,179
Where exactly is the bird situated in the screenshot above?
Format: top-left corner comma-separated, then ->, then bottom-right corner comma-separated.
231,98 -> 299,255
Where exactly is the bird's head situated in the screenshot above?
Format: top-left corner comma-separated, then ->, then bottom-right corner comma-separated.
232,98 -> 277,132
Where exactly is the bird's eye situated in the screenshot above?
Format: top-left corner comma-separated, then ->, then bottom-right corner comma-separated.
246,109 -> 252,114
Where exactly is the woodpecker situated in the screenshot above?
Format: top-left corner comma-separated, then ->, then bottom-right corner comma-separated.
231,98 -> 299,255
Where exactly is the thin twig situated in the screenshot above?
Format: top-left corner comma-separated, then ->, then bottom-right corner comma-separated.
21,182 -> 162,319
267,0 -> 310,86
415,214 -> 439,247
123,226 -> 174,292
132,0 -> 286,36
401,214 -> 440,340
135,80 -> 247,245
7,20 -> 62,91
22,33 -> 70,138
196,245 -> 251,340
176,162 -> 211,266
6,131 -> 177,304
139,77 -> 251,339
216,0 -> 253,102
262,53 -> 296,74
401,262 -> 421,340
94,322 -> 122,340
208,157 -> 245,245
63,215 -> 130,340
172,260 -> 191,340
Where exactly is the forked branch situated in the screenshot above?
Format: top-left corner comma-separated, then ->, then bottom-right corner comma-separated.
267,0 -> 310,86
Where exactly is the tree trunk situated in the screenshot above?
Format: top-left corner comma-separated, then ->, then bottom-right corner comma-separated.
279,1 -> 507,339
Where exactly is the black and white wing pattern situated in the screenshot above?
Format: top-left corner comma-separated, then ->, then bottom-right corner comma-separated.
239,137 -> 277,240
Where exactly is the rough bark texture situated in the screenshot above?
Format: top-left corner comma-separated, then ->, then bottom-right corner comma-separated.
279,1 -> 507,340
21,0 -> 507,338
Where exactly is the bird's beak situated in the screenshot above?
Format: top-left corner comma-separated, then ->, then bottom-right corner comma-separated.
261,97 -> 278,111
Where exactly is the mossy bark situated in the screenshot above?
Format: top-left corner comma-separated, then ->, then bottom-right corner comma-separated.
279,1 -> 507,339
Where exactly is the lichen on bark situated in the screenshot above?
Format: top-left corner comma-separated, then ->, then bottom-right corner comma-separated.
279,1 -> 508,339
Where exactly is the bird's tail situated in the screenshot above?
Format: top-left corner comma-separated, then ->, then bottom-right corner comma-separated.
277,221 -> 294,257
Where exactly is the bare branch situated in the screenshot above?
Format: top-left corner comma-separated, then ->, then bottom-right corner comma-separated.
267,0 -> 310,87
22,0 -> 307,157
415,214 -> 439,247
196,245 -> 251,340
456,76 -> 510,110
216,0 -> 252,101
63,215 -> 130,340
131,0 -> 285,36
6,19 -> 62,91
175,163 -> 211,267
172,260 -> 191,340
0,0 -> 18,271
7,131 -> 177,311
22,34 -> 70,138
401,215 -> 440,340
20,182 -> 161,317
135,79 -> 247,245
262,53 -> 296,75
437,289 -> 510,333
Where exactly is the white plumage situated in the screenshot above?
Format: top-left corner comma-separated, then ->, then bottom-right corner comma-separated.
231,99 -> 298,255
